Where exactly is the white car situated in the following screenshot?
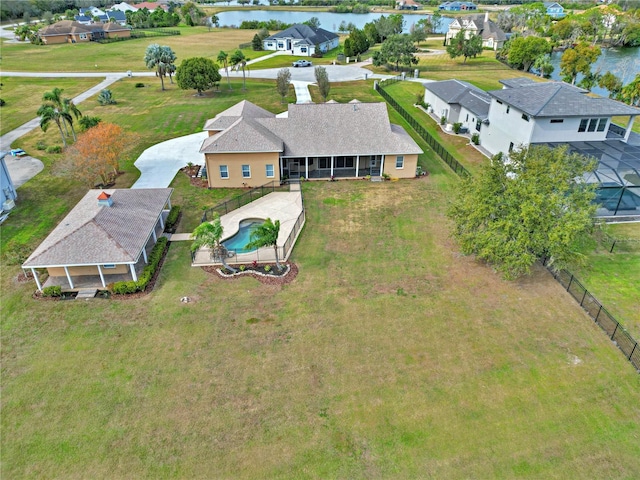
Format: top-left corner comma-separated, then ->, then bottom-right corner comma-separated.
292,60 -> 312,67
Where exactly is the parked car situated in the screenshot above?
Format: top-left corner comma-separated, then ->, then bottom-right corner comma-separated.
292,60 -> 312,67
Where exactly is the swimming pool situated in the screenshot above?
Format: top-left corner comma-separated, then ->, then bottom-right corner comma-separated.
222,219 -> 264,254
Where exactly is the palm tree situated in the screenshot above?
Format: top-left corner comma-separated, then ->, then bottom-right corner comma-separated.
191,216 -> 237,273
160,45 -> 177,84
62,98 -> 82,142
217,50 -> 232,90
144,44 -> 176,91
246,218 -> 282,271
230,49 -> 247,91
42,87 -> 77,139
37,104 -> 67,147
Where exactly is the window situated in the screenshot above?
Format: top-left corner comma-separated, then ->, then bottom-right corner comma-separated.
466,114 -> 469,122
588,118 -> 598,132
506,106 -> 510,114
319,158 -> 330,169
475,120 -> 481,132
578,118 -> 588,132
277,42 -> 284,48
266,164 -> 274,178
550,119 -> 564,124
509,142 -> 514,153
496,100 -> 503,105
103,264 -> 116,269
242,165 -> 251,178
522,113 -> 530,122
79,33 -> 87,39
300,47 -> 307,53
219,165 -> 229,179
396,156 -> 404,168
267,42 -> 273,47
597,118 -> 607,132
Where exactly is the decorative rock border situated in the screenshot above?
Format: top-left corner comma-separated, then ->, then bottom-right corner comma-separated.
203,263 -> 299,285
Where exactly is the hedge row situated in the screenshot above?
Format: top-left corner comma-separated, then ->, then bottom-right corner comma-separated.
110,237 -> 168,295
164,206 -> 181,233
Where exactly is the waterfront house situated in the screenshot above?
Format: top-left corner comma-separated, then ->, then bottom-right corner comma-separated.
423,80 -> 491,134
262,24 -> 339,56
445,13 -> 507,50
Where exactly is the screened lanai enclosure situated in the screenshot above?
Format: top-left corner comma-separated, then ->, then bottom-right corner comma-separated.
282,155 -> 384,179
540,135 -> 640,218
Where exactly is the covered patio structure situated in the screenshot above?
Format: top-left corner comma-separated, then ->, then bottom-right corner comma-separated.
22,188 -> 173,291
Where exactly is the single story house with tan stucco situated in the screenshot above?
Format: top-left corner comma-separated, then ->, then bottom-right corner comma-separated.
37,20 -> 131,44
199,100 -> 423,188
22,188 -> 172,291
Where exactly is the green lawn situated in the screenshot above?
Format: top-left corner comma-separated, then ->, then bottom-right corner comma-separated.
0,27 -> 267,72
0,77 -> 101,135
573,223 -> 640,339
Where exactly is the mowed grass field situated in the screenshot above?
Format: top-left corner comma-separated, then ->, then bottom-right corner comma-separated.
3,177 -> 640,478
0,27 -> 266,72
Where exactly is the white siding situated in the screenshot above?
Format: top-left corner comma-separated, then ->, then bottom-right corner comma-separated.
424,90 -> 453,121
479,98 -> 534,156
530,117 -> 610,143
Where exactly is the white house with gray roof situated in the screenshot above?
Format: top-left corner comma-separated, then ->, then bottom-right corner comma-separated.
22,188 -> 172,292
200,100 -> 423,187
424,79 -> 491,134
262,24 -> 339,56
445,13 -> 507,50
479,77 -> 640,158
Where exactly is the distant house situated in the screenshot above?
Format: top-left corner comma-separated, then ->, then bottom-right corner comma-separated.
0,152 -> 17,213
38,20 -> 131,44
262,24 -> 339,56
22,188 -> 173,291
111,2 -> 138,12
133,2 -> 169,12
74,14 -> 92,25
543,2 -> 565,18
200,100 -> 423,187
396,0 -> 421,11
79,6 -> 105,17
439,2 -> 477,11
445,12 -> 507,50
424,80 -> 491,134
96,11 -> 128,25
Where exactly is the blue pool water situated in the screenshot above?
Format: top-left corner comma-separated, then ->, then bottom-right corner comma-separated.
222,219 -> 264,254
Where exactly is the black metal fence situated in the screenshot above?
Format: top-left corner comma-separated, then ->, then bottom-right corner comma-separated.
95,28 -> 180,43
376,79 -> 639,373
542,258 -> 639,371
375,80 -> 471,178
201,181 -> 289,223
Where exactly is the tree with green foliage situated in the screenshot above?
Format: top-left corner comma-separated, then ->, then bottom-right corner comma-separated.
619,74 -> 640,107
230,49 -> 248,91
79,116 -> 101,131
598,71 -> 623,99
430,11 -> 442,34
559,42 -> 601,85
97,89 -> 116,105
379,34 -> 418,71
506,36 -> 551,72
347,28 -> 369,56
446,30 -> 482,64
363,21 -> 381,45
578,69 -> 602,92
144,44 -> 177,91
252,33 -> 262,51
181,1 -> 205,26
217,50 -> 232,91
191,217 -> 237,273
533,54 -> 554,78
410,21 -> 427,45
276,68 -> 291,103
39,87 -> 81,144
447,145 -> 597,280
246,218 -> 282,271
314,66 -> 330,101
304,16 -> 320,29
176,57 -> 221,96
37,103 -> 68,147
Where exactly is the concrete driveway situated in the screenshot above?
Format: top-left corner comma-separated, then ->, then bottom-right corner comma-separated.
131,131 -> 208,189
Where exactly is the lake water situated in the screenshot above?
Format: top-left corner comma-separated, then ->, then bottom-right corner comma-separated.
216,9 -> 453,33
550,47 -> 640,97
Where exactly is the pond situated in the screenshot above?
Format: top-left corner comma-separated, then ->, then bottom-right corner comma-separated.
549,46 -> 640,97
215,9 -> 453,33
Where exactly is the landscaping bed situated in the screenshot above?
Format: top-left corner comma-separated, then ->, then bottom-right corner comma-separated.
203,262 -> 298,285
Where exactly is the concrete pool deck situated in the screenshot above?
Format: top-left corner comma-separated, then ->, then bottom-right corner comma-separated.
191,190 -> 304,266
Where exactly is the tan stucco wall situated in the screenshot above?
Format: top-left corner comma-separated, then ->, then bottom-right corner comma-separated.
383,154 -> 418,179
206,152 -> 281,188
41,34 -> 69,44
48,264 -> 129,276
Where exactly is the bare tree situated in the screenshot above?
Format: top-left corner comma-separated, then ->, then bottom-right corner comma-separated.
314,66 -> 330,102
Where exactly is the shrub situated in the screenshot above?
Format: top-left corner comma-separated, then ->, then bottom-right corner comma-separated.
382,172 -> 390,180
239,265 -> 246,271
111,281 -> 138,294
43,286 -> 62,297
79,116 -> 101,131
135,82 -> 145,88
110,237 -> 168,295
440,115 -> 447,125
164,206 -> 181,233
471,133 -> 480,145
453,122 -> 462,134
0,98 -> 5,107
97,89 -> 116,105
46,145 -> 62,154
36,141 -> 47,150
264,264 -> 271,272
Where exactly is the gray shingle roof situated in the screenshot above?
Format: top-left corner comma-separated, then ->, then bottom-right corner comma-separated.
452,14 -> 507,42
489,81 -> 640,117
265,24 -> 338,45
499,77 -> 539,89
203,100 -> 275,131
200,118 -> 284,153
23,188 -> 172,268
425,80 -> 491,119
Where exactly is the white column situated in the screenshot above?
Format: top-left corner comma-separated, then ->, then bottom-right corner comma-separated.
31,268 -> 42,291
355,156 -> 360,178
167,198 -> 172,209
330,156 -> 334,177
63,266 -> 74,289
152,229 -> 157,242
158,215 -> 164,229
305,157 -> 309,179
380,155 -> 385,176
624,116 -> 635,143
142,248 -> 148,264
97,264 -> 106,288
280,159 -> 284,178
129,264 -> 138,282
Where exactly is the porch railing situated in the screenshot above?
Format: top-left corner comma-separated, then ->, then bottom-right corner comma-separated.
201,181 -> 289,223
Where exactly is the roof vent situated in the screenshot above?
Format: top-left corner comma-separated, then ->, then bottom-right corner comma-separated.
97,191 -> 113,207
